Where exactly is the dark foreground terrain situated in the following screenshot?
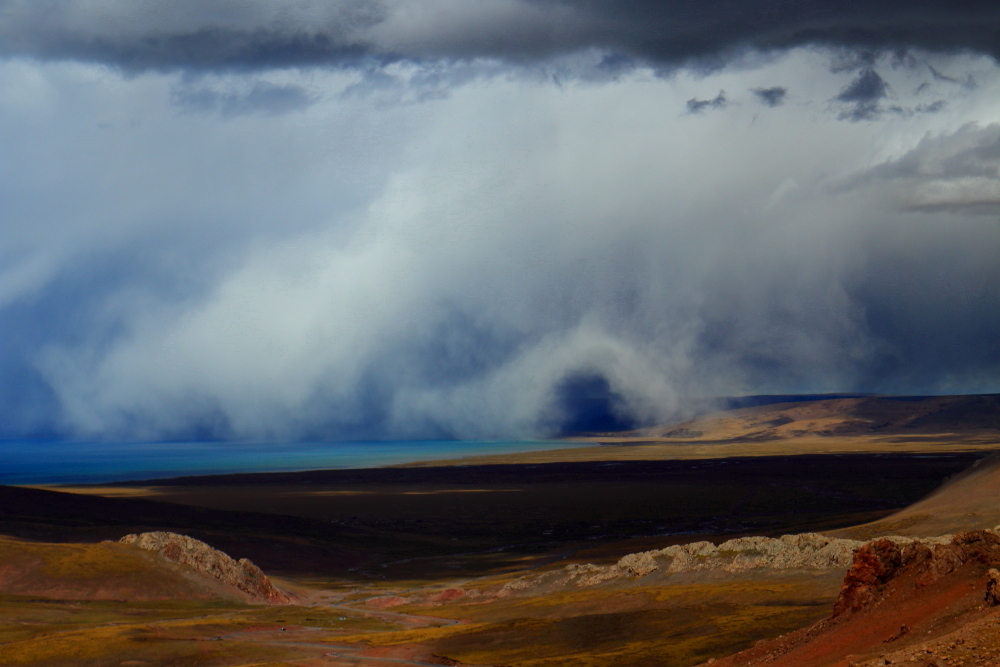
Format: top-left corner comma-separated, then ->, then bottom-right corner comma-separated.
5,452 -> 983,580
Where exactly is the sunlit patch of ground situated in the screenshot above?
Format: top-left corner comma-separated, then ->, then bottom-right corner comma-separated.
27,485 -> 159,497
402,433 -> 1000,467
0,536 -> 251,602
333,576 -> 841,667
0,595 -> 402,666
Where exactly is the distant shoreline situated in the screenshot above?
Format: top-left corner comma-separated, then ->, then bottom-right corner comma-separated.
0,438 -> 584,487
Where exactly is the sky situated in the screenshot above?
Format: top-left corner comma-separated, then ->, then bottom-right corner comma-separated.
1,1 -> 999,442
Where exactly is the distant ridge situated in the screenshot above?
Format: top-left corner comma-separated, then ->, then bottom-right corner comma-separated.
717,393 -> 873,410
562,391 -> 997,437
625,394 -> 1000,441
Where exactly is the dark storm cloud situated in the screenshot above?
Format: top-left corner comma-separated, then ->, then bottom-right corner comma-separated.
0,1 -> 382,70
835,68 -> 889,120
752,86 -> 787,107
837,68 -> 889,103
686,90 -> 727,113
3,1 -> 1000,71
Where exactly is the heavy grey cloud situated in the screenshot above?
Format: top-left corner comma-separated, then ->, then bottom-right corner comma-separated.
2,1 -> 1000,71
1,28 -> 999,441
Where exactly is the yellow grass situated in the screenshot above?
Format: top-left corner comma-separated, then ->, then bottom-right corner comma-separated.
332,578 -> 838,667
24,485 -> 159,497
0,620 -> 295,666
0,595 -> 397,666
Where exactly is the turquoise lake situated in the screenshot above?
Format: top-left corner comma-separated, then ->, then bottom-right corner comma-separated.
0,439 -> 582,485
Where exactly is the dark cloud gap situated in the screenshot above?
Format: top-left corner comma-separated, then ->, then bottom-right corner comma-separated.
3,1 -> 1000,71
554,373 -> 637,436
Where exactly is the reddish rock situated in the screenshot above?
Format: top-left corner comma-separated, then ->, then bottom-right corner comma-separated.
120,532 -> 290,604
366,595 -> 410,609
833,539 -> 905,616
705,530 -> 1000,667
429,588 -> 465,603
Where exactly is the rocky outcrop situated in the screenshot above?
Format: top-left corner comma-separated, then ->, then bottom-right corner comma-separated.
985,567 -> 1000,605
617,533 -> 869,577
831,538 -> 907,616
699,529 -> 1000,666
120,532 -> 289,604
496,532 -> 967,599
832,529 -> 1000,617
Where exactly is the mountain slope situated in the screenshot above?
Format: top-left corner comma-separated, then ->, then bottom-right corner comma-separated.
0,534 -> 257,602
836,453 -> 1000,539
632,394 -> 1000,442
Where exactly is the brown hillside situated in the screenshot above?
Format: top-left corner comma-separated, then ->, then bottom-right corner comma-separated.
835,453 -> 1000,539
0,534 -> 270,603
635,394 -> 1000,442
120,531 -> 290,603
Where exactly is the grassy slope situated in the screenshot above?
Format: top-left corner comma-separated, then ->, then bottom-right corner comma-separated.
0,586 -> 398,666
0,536 -> 248,602
335,577 -> 843,667
835,453 -> 1000,539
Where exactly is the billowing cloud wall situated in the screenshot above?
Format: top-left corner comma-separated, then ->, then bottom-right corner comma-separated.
1,3 -> 998,441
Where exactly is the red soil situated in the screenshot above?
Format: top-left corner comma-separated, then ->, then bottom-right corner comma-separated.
366,595 -> 410,609
428,588 -> 465,603
704,531 -> 1000,667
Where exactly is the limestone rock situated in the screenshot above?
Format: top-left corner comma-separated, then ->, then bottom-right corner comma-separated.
493,530 -> 993,599
617,551 -> 658,577
614,533 -> 866,578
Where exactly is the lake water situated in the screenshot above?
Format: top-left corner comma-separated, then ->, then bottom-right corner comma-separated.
0,439 -> 582,485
